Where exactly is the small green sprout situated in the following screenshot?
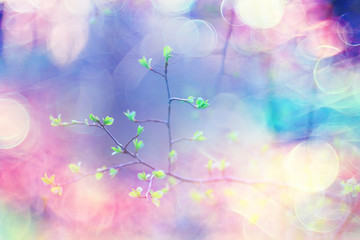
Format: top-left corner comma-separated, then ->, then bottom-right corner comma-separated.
68,162 -> 81,173
111,146 -> 123,155
193,131 -> 206,141
187,96 -> 195,103
49,114 -> 62,126
138,172 -> 151,181
195,97 -> 209,109
205,159 -> 214,172
129,187 -> 143,198
109,168 -> 119,178
161,185 -> 170,195
137,125 -> 144,135
139,57 -> 152,70
216,159 -> 230,172
41,173 -> 62,196
50,185 -> 63,196
163,45 -> 173,63
152,170 -> 166,179
124,110 -> 136,122
89,114 -> 100,123
150,190 -> 163,199
169,150 -> 177,163
103,116 -> 114,125
133,139 -> 144,152
169,150 -> 176,158
95,166 -> 107,180
41,173 -> 56,185
150,190 -> 163,207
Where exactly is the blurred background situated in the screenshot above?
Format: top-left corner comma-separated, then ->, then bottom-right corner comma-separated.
1,0 -> 360,239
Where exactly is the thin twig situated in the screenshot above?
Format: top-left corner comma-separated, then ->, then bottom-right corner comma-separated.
135,156 -> 156,170
134,119 -> 167,125
170,97 -> 197,108
164,61 -> 173,173
102,125 -> 124,150
60,161 -> 140,186
150,69 -> 165,78
145,175 -> 155,201
124,134 -> 139,150
171,138 -> 193,144
212,10 -> 235,95
58,122 -> 298,189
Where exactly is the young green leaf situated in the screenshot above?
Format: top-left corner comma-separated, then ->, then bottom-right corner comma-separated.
41,173 -> 56,185
152,170 -> 166,179
109,168 -> 119,178
169,150 -> 177,163
195,97 -> 210,109
95,166 -> 107,180
124,110 -> 136,122
169,150 -> 176,158
95,172 -> 104,180
49,114 -> 62,127
151,190 -> 163,199
216,159 -> 230,172
187,96 -> 195,103
152,197 -> 160,207
161,185 -> 170,195
50,185 -> 63,197
137,125 -> 144,135
129,187 -> 143,198
193,131 -> 206,141
133,139 -> 144,152
138,56 -> 152,70
68,162 -> 81,173
129,190 -> 139,198
103,116 -> 114,125
111,146 -> 123,155
205,159 -> 213,172
89,114 -> 100,123
138,172 -> 150,181
71,120 -> 80,124
163,45 -> 173,63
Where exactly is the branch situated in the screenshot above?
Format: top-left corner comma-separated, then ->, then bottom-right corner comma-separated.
60,161 -> 140,186
213,10 -> 235,94
171,138 -> 193,145
134,119 -> 167,125
164,61 -> 173,173
150,69 -> 165,78
170,97 -> 197,109
145,175 -> 155,201
56,122 -> 299,192
102,125 -> 124,150
124,134 -> 139,150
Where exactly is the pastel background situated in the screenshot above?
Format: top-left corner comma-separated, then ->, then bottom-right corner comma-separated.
1,0 -> 360,239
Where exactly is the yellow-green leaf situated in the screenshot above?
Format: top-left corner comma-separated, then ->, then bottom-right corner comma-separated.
50,185 -> 63,196
68,162 -> 81,173
152,197 -> 160,207
153,170 -> 166,179
41,173 -> 55,185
